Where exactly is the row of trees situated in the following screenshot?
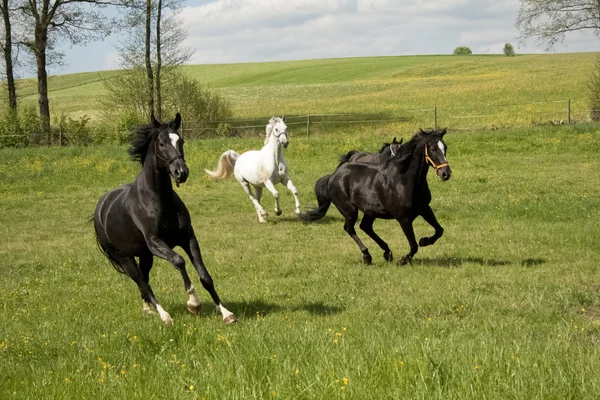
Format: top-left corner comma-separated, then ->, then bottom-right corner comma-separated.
0,0 -> 221,141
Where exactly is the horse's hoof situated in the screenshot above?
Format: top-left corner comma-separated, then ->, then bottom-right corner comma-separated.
187,303 -> 201,314
295,209 -> 301,214
398,256 -> 411,266
419,237 -> 430,247
384,251 -> 393,262
275,209 -> 282,216
224,314 -> 238,325
161,315 -> 174,326
259,219 -> 267,223
363,254 -> 373,265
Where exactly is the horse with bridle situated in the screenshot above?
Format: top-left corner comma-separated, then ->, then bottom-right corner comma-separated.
300,128 -> 451,265
93,114 -> 236,325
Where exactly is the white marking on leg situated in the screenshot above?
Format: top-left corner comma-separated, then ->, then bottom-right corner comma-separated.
216,303 -> 234,320
187,286 -> 201,308
156,304 -> 173,325
142,301 -> 155,314
169,133 -> 180,149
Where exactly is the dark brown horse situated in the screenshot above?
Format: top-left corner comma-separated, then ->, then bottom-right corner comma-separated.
337,137 -> 402,168
300,129 -> 451,265
93,114 -> 236,325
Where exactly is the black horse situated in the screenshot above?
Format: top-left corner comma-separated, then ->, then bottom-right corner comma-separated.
337,137 -> 403,168
299,128 -> 451,265
93,114 -> 236,325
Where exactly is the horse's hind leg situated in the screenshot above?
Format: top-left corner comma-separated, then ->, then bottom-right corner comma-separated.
240,180 -> 268,222
343,213 -> 373,265
398,217 -> 418,266
182,235 -> 237,325
139,253 -> 156,314
113,253 -> 173,325
418,205 -> 444,247
359,215 -> 393,262
264,179 -> 282,216
282,175 -> 301,214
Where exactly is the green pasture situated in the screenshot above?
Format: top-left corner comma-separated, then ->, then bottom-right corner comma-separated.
1,124 -> 600,398
12,53 -> 600,130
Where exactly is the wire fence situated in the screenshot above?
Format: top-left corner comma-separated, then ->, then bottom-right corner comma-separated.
1,99 -> 598,147
179,99 -> 595,140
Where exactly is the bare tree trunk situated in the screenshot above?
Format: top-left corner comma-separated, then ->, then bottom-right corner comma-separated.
145,0 -> 154,119
155,0 -> 162,120
1,0 -> 17,110
35,24 -> 50,135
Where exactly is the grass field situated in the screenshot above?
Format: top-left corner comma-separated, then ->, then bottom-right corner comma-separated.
1,122 -> 600,398
11,53 -> 600,130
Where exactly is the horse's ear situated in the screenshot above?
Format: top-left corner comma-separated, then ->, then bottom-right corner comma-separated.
398,138 -> 403,144
440,128 -> 447,136
171,113 -> 181,130
419,128 -> 426,134
282,116 -> 286,123
392,136 -> 398,144
151,114 -> 161,128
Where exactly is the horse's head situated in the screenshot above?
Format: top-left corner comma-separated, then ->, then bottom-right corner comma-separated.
152,113 -> 189,186
422,128 -> 451,181
266,116 -> 289,148
390,137 -> 403,157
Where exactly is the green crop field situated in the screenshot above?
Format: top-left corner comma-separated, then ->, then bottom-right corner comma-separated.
1,121 -> 600,398
12,53 -> 600,130
2,54 -> 600,398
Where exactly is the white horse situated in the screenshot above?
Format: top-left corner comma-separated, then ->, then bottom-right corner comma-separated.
205,117 -> 301,223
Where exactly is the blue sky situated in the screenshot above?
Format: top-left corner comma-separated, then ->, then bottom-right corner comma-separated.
48,0 -> 600,76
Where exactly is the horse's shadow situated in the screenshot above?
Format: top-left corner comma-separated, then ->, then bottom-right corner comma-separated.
167,299 -> 343,319
413,257 -> 546,268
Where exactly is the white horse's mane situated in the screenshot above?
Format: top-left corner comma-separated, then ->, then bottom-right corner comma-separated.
265,117 -> 285,145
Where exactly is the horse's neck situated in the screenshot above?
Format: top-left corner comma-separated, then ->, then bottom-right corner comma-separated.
136,153 -> 174,200
262,135 -> 283,165
388,144 -> 429,189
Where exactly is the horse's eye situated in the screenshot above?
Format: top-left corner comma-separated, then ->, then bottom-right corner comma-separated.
159,142 -> 164,147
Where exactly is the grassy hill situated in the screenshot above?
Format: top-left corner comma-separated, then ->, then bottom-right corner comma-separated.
13,53 -> 600,129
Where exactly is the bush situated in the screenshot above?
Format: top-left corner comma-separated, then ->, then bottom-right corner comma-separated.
589,56 -> 600,121
55,114 -> 92,146
0,105 -> 42,148
504,43 -> 516,56
453,46 -> 472,55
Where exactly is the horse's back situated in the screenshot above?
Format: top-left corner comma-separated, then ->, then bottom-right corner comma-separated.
234,149 -> 285,185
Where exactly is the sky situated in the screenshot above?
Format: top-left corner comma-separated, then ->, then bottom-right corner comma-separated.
49,0 -> 600,76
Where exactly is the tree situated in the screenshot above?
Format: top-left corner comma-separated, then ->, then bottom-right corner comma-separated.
112,0 -> 191,120
0,0 -> 17,110
503,42 -> 516,56
18,0 -> 119,134
516,0 -> 600,49
453,46 -> 472,55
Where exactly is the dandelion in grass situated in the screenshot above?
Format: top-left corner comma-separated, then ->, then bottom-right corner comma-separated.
189,385 -> 194,391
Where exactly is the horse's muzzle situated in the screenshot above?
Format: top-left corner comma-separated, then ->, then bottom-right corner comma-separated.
170,160 -> 189,186
437,166 -> 452,181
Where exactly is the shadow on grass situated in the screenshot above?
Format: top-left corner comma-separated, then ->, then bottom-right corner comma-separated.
291,301 -> 344,316
414,257 -> 546,268
295,215 -> 341,225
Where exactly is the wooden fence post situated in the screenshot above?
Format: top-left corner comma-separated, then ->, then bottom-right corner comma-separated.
434,107 -> 438,130
568,99 -> 571,124
306,114 -> 310,138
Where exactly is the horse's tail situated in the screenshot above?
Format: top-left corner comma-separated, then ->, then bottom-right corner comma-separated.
298,174 -> 332,222
205,150 -> 239,179
337,150 -> 358,169
94,233 -> 126,275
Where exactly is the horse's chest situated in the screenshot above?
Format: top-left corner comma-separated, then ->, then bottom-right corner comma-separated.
258,162 -> 286,181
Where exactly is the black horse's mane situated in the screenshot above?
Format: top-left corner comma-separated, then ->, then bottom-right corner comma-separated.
377,142 -> 391,153
387,128 -> 443,172
128,122 -> 162,165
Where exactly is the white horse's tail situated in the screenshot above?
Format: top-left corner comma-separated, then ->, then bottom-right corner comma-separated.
205,150 -> 240,179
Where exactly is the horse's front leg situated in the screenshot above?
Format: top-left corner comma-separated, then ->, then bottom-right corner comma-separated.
264,179 -> 282,216
181,235 -> 237,325
239,180 -> 268,222
398,217 -> 418,265
282,175 -> 301,214
418,205 -> 444,247
146,235 -> 197,320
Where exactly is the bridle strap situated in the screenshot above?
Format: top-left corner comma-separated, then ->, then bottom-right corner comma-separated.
154,141 -> 184,164
425,145 -> 449,170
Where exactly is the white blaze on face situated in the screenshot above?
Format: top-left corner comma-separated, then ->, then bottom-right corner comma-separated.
169,133 -> 180,149
437,140 -> 447,161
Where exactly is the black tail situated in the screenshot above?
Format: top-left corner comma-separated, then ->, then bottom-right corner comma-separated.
337,150 -> 358,169
298,174 -> 332,221
92,219 -> 126,275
